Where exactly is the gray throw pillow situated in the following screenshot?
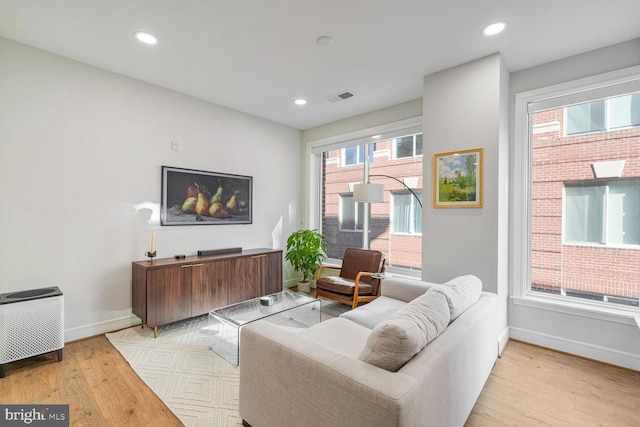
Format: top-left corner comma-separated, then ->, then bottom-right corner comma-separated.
358,291 -> 450,372
428,274 -> 482,321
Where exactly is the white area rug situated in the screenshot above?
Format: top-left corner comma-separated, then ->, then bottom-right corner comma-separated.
106,300 -> 349,426
106,315 -> 242,426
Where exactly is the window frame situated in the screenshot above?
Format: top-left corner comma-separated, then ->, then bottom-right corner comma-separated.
513,65 -> 640,322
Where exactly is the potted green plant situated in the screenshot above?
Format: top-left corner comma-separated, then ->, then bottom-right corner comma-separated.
285,229 -> 327,293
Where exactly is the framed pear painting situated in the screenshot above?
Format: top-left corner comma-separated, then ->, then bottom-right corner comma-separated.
161,166 -> 253,225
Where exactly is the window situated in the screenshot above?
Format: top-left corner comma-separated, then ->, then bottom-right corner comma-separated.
343,144 -> 375,166
317,126 -> 423,271
394,134 -> 423,158
515,71 -> 640,309
566,93 -> 640,135
564,181 -> 640,246
392,191 -> 422,234
340,194 -> 363,231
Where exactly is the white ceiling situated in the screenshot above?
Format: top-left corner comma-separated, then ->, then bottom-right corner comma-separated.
1,1 -> 639,130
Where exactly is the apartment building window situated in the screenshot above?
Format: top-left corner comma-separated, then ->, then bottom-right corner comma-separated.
564,181 -> 640,246
394,134 -> 423,159
392,191 -> 423,234
340,194 -> 363,231
514,68 -> 640,310
566,93 -> 640,135
343,144 -> 375,166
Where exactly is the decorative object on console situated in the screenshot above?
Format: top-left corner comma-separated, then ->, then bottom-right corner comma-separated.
161,166 -> 252,226
197,247 -> 242,256
145,231 -> 157,261
433,148 -> 483,208
284,229 -> 327,293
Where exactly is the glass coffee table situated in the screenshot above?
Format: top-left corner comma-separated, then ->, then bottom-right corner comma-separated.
209,290 -> 321,365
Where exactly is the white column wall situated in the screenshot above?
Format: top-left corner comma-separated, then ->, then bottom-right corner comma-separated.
423,53 -> 510,348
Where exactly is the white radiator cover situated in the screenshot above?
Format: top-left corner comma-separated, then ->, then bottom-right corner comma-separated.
0,295 -> 64,364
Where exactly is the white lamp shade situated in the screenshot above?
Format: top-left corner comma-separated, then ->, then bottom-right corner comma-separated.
353,183 -> 384,203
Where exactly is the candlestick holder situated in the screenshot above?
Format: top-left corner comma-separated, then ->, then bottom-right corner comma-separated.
145,251 -> 157,262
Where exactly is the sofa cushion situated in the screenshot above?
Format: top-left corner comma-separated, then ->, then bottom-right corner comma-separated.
358,291 -> 450,372
380,276 -> 435,302
298,317 -> 371,358
339,296 -> 407,329
427,275 -> 482,321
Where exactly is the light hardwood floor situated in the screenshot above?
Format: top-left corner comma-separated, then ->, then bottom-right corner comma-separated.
467,341 -> 640,426
1,337 -> 638,426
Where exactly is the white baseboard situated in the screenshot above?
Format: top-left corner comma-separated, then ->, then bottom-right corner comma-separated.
509,327 -> 640,371
498,327 -> 509,356
64,314 -> 141,342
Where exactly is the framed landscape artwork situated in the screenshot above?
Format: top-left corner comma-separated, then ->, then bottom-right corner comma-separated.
161,166 -> 253,225
433,148 -> 483,208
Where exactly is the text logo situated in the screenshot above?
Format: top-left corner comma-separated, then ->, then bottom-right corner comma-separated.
1,405 -> 69,426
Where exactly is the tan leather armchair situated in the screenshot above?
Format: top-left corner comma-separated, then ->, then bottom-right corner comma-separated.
314,248 -> 385,309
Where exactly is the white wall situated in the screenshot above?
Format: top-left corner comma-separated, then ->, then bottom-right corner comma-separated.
509,38 -> 640,370
423,54 -> 510,348
302,99 -> 423,144
0,38 -> 302,341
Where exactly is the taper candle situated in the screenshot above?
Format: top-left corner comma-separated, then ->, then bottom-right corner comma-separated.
150,232 -> 155,253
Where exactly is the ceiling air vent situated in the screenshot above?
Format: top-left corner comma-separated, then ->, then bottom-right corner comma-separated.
325,91 -> 354,103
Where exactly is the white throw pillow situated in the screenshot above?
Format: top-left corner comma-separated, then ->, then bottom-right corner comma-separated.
428,274 -> 482,321
358,291 -> 450,372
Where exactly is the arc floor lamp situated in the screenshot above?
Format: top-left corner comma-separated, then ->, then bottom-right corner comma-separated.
353,174 -> 423,249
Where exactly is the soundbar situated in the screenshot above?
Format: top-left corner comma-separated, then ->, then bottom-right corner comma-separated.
197,247 -> 242,256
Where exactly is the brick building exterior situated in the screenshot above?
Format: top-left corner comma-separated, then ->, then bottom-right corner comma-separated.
322,137 -> 423,270
531,107 -> 640,304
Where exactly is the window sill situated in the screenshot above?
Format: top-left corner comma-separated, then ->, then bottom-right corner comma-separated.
511,294 -> 640,328
562,241 -> 640,250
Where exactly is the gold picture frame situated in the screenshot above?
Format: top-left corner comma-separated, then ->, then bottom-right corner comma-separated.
433,148 -> 483,208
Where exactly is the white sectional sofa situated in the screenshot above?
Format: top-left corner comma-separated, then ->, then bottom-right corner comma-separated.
239,275 -> 498,427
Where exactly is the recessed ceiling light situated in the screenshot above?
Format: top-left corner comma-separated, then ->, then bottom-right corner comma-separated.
483,21 -> 506,36
294,99 -> 307,106
372,135 -> 381,139
316,36 -> 334,47
134,31 -> 157,45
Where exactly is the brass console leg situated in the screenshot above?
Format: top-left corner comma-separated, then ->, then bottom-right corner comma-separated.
153,326 -> 158,338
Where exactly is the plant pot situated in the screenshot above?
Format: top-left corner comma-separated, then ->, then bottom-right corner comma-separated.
297,281 -> 311,294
